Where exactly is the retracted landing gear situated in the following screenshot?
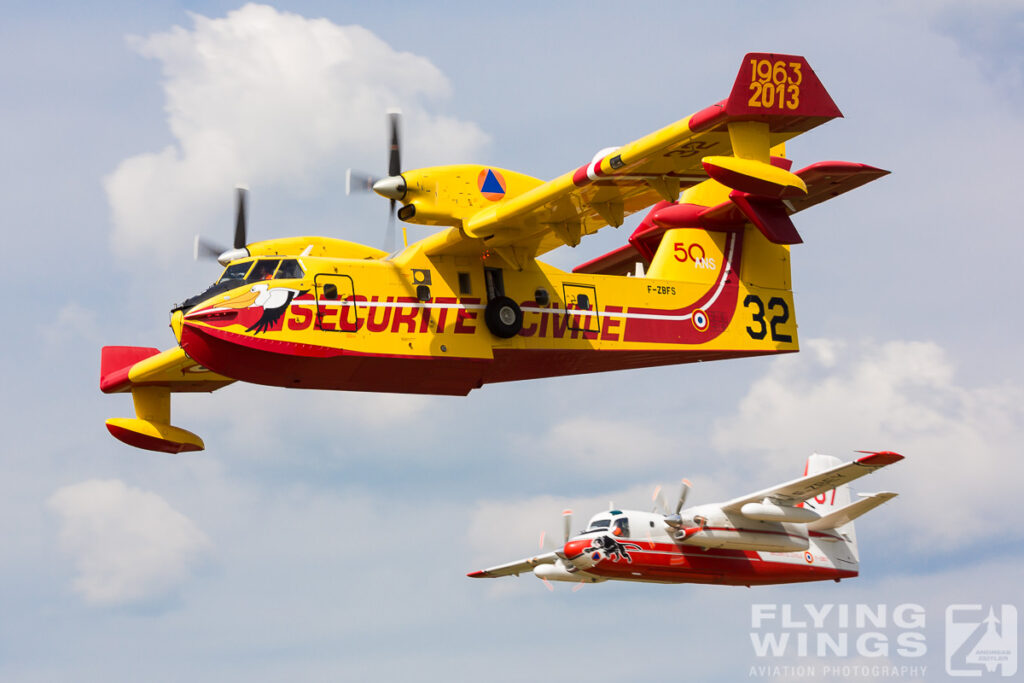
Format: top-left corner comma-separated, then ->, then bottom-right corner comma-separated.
484,296 -> 523,338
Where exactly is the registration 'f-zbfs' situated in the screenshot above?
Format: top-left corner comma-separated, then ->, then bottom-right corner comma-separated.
101,53 -> 888,453
469,452 -> 903,588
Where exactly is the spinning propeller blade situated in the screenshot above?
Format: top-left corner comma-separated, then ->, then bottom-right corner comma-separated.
194,235 -> 225,262
385,201 -> 397,253
663,479 -> 694,530
387,109 -> 401,177
194,186 -> 249,263
675,479 -> 692,515
346,169 -> 379,196
345,110 -> 404,252
233,187 -> 247,249
651,485 -> 668,515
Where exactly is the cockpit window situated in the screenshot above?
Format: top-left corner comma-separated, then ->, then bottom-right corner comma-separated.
275,259 -> 304,279
612,517 -> 630,538
586,519 -> 611,531
248,259 -> 281,281
218,261 -> 253,284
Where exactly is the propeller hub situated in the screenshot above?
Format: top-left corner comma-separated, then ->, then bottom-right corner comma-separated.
372,175 -> 407,201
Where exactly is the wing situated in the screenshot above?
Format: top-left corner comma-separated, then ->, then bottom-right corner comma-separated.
101,345 -> 234,394
416,53 -> 842,263
101,345 -> 234,453
467,551 -> 560,579
720,452 -> 904,512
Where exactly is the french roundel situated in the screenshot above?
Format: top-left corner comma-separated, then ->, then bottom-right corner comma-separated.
804,551 -> 814,564
478,168 -> 507,201
691,309 -> 710,332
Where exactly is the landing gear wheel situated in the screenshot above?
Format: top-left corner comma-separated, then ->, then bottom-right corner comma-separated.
484,296 -> 523,338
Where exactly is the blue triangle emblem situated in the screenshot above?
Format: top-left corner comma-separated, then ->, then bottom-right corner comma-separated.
480,169 -> 504,195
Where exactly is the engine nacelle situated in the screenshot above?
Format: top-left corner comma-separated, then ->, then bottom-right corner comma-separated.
392,165 -> 544,228
740,501 -> 821,524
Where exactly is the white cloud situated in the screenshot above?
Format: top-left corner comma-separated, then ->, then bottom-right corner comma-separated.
39,302 -> 102,349
175,381 -> 434,463
104,3 -> 488,263
711,338 -> 1024,551
513,415 -> 680,477
48,479 -> 211,606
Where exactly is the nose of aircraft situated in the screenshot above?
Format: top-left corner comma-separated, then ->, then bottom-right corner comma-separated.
562,539 -> 591,559
171,309 -> 184,342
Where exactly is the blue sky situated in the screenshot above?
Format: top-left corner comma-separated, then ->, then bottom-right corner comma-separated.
2,1 -> 1022,681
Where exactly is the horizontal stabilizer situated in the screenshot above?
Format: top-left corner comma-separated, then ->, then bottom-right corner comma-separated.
806,492 -> 898,531
721,451 -> 903,512
574,158 -> 890,273
728,192 -> 802,244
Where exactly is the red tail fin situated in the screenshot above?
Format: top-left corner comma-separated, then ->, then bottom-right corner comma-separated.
726,53 -> 842,123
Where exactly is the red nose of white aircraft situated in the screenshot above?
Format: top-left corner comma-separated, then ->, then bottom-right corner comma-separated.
562,539 -> 593,560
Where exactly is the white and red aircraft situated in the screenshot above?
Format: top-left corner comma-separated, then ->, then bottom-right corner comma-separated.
468,451 -> 902,588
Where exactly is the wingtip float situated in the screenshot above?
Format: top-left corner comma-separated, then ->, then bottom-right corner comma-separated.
102,53 -> 888,453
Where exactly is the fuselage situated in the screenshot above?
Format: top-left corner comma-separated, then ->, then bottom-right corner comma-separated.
173,225 -> 797,396
551,509 -> 855,587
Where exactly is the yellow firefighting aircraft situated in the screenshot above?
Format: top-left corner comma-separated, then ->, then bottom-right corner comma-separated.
101,53 -> 888,453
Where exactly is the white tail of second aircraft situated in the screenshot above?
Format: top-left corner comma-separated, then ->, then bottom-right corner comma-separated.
801,453 -> 898,568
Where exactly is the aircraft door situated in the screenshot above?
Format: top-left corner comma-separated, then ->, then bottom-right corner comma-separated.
314,274 -> 360,332
562,283 -> 599,335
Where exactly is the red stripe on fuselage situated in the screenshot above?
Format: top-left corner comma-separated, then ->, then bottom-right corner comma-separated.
179,321 -> 786,394
571,541 -> 854,586
623,232 -> 742,344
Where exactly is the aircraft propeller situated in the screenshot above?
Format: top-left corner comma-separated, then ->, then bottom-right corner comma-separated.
662,478 -> 696,529
652,479 -> 690,516
194,187 -> 250,266
675,478 -> 691,514
538,508 -> 573,551
346,110 -> 405,252
651,485 -> 666,514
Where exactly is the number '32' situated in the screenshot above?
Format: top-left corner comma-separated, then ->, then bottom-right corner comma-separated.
744,295 -> 793,342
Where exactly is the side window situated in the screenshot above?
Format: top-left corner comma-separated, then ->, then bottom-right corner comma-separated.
612,517 -> 630,538
248,259 -> 280,281
275,259 -> 304,279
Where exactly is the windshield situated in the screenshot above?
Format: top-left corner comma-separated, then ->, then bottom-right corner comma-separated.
586,519 -> 611,532
175,257 -> 307,315
215,258 -> 305,286
218,261 -> 253,284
